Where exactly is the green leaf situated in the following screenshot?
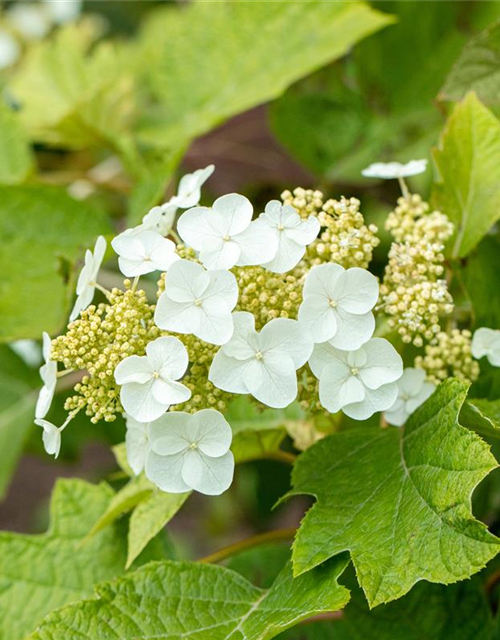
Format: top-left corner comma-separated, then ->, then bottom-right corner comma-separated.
462,236 -> 500,330
462,398 -> 500,440
0,346 -> 38,499
440,20 -> 500,105
0,102 -> 33,184
280,571 -> 494,640
127,490 -> 189,569
432,92 -> 500,258
0,479 -> 132,640
289,378 -> 500,607
0,184 -> 112,341
28,555 -> 350,640
138,1 -> 394,149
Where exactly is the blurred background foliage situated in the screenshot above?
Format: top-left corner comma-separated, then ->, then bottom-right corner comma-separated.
1,0 -> 500,590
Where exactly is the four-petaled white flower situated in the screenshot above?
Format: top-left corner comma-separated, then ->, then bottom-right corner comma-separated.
145,409 -> 234,495
209,312 -> 313,409
111,230 -> 178,277
115,336 -> 191,422
70,235 -> 107,322
298,263 -> 378,349
361,159 -> 427,179
125,416 -> 149,475
384,368 -> 435,427
309,338 -> 403,420
129,165 -> 216,238
177,193 -> 278,270
35,332 -> 58,419
472,327 -> 500,367
258,200 -> 320,273
155,259 -> 238,345
35,419 -> 62,458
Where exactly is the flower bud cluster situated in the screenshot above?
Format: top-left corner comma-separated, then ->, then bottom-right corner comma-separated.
380,195 -> 454,347
52,284 -> 160,423
306,196 -> 379,269
297,365 -> 324,415
234,265 -> 305,331
281,187 -> 323,219
414,329 -> 480,385
178,335 -> 231,414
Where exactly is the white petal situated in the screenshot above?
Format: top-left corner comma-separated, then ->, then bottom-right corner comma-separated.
174,164 -> 214,209
335,268 -> 379,314
406,382 -> 435,413
151,378 -> 191,406
194,409 -> 232,457
91,236 -> 107,279
154,296 -> 202,335
145,449 -> 191,493
164,259 -> 209,303
358,338 -> 403,390
70,284 -> 95,321
35,420 -> 61,458
308,341 -> 346,379
243,353 -> 298,409
35,385 -> 56,420
235,219 -> 279,267
472,328 -> 500,359
285,215 -> 320,246
328,308 -> 375,350
200,238 -> 241,270
209,350 -> 251,394
303,263 -> 344,299
117,256 -> 154,277
262,233 -> 306,274
42,331 -> 52,362
120,380 -> 169,422
148,234 -> 179,272
222,312 -> 258,360
203,269 -> 239,311
259,318 -> 313,368
148,411 -> 191,456
194,308 -> 235,346
318,365 -> 365,414
344,383 -> 399,420
298,294 -> 337,343
361,160 -> 427,179
398,368 -> 427,397
181,449 -> 234,496
211,193 -> 253,237
146,336 -> 189,380
177,206 -> 222,250
125,416 -> 149,475
114,355 -> 153,385
384,405 -> 409,427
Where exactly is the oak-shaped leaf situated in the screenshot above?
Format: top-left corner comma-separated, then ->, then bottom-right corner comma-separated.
289,378 -> 500,607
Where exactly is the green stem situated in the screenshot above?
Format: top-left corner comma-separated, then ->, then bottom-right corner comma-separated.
262,450 -> 297,465
397,177 -> 410,199
198,527 -> 296,565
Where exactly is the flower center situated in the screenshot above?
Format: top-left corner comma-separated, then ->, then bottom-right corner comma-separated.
277,224 -> 285,231
223,234 -> 231,242
350,367 -> 359,376
189,442 -> 198,450
255,351 -> 263,361
153,371 -> 160,379
329,298 -> 337,308
194,299 -> 202,307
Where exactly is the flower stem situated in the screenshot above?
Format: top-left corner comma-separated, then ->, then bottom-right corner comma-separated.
131,275 -> 140,293
262,450 -> 297,465
198,527 -> 296,565
397,176 -> 410,199
94,282 -> 112,297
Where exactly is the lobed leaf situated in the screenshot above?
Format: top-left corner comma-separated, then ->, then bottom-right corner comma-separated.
289,378 -> 500,607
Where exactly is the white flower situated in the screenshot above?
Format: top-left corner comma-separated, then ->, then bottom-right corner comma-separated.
125,416 -> 149,475
309,338 -> 403,420
361,159 -> 427,179
115,336 -> 191,422
384,368 -> 435,427
155,259 -> 238,345
472,327 -> 500,367
111,230 -> 178,277
0,30 -> 20,69
35,419 -> 62,458
43,0 -> 82,24
209,312 -> 313,409
145,409 -> 234,496
298,263 -> 378,348
258,200 -> 320,273
35,332 -> 57,420
69,235 -> 107,322
7,3 -> 51,39
177,193 -> 278,270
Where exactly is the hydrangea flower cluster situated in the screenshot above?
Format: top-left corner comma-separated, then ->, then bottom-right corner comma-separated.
34,160 -> 497,495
